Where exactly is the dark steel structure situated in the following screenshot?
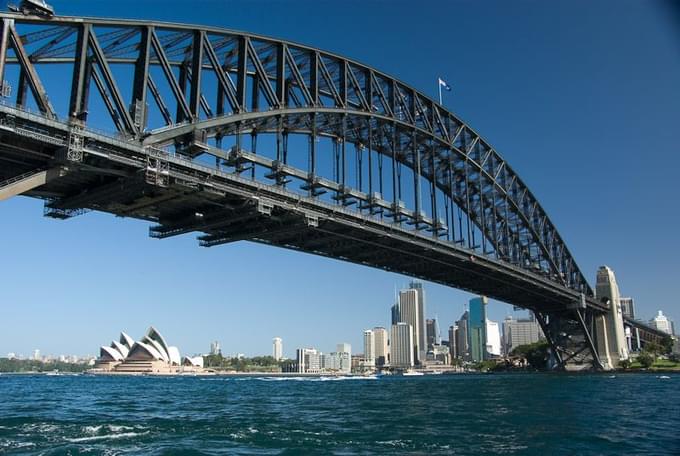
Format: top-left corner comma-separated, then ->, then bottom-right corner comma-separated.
0,13 -> 665,368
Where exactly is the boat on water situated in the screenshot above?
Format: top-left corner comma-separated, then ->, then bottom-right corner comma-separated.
401,370 -> 424,376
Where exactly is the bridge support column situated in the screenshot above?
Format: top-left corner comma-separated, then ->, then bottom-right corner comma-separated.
536,307 -> 604,371
594,266 -> 629,369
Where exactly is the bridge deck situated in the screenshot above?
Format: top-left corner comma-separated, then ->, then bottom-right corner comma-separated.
0,104 -> 605,314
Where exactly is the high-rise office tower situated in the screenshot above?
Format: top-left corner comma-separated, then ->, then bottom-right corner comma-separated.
373,327 -> 389,366
502,315 -> 544,355
619,297 -> 635,320
391,302 -> 400,325
272,337 -> 283,361
397,282 -> 427,362
363,329 -> 375,366
448,325 -> 458,359
426,319 -> 436,349
391,322 -> 414,368
468,296 -> 488,362
409,281 -> 427,361
210,341 -> 221,356
651,311 -> 673,335
456,311 -> 469,360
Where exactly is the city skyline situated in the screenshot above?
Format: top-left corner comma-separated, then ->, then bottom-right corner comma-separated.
1,0 -> 679,357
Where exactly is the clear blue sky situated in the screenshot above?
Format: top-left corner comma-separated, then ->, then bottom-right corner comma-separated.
1,0 -> 678,358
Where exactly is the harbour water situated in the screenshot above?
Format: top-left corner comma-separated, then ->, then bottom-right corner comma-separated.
1,373 -> 678,455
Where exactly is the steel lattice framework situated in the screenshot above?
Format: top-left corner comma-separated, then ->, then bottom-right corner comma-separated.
1,13 -> 634,368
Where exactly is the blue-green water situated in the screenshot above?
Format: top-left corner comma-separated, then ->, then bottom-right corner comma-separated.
0,373 -> 679,455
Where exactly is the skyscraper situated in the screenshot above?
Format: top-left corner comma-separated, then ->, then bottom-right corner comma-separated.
619,297 -> 635,320
391,322 -> 414,368
456,311 -> 469,361
398,287 -> 421,363
210,341 -> 221,356
426,319 -> 436,349
468,296 -> 488,362
391,302 -> 400,325
373,327 -> 389,366
272,337 -> 283,361
448,325 -> 458,359
363,329 -> 375,366
410,281 -> 427,361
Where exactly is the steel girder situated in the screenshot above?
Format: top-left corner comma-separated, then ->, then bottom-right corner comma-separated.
0,13 -> 593,303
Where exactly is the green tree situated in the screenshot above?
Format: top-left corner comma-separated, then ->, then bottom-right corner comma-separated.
660,336 -> 674,355
618,358 -> 631,370
638,351 -> 655,368
510,341 -> 550,370
645,341 -> 662,356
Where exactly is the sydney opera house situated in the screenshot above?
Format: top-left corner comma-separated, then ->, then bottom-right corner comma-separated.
94,326 -> 204,374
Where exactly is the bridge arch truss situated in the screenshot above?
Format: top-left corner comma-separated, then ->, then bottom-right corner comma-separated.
0,13 -> 616,368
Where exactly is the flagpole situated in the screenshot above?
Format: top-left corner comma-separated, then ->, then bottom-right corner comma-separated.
438,80 -> 442,105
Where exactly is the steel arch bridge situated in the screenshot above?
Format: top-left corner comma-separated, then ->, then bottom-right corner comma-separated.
0,13 -> 627,368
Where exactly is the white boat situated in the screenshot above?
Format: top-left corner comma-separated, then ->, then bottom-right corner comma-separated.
401,370 -> 424,376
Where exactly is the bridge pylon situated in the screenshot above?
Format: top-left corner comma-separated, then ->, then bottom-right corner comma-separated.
536,302 -> 604,371
593,266 -> 629,369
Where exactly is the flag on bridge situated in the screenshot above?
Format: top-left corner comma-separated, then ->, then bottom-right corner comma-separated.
438,77 -> 452,104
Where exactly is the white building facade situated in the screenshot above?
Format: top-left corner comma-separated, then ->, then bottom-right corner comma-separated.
272,337 -> 283,361
363,330 -> 375,367
651,311 -> 673,335
391,322 -> 414,368
373,327 -> 389,366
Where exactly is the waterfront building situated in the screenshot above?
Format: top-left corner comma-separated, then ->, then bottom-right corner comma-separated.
183,356 -> 204,369
336,343 -> 352,373
363,330 -> 375,367
338,352 -> 351,373
651,311 -> 673,335
485,320 -> 501,358
468,296 -> 488,362
93,327 -> 199,374
425,344 -> 450,365
273,337 -> 283,361
456,311 -> 470,361
373,327 -> 389,366
391,322 -> 415,368
619,297 -> 635,320
502,315 -> 544,355
322,351 -> 351,373
321,352 -> 337,371
296,348 -> 321,373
